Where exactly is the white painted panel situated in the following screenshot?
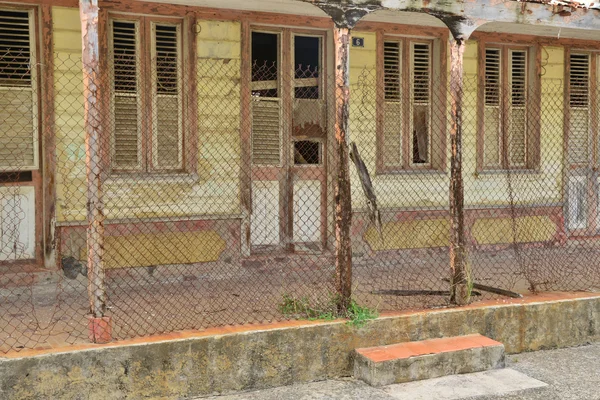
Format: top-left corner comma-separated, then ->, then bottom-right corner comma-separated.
293,180 -> 321,243
0,186 -> 35,260
567,176 -> 587,231
597,176 -> 600,232
251,181 -> 280,246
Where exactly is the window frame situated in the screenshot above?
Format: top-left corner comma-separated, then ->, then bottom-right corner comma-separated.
565,49 -> 599,168
376,31 -> 447,174
477,41 -> 541,172
564,49 -> 599,235
0,6 -> 40,172
104,13 -> 195,176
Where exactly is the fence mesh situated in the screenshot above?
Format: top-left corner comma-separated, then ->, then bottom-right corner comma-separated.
1,46 -> 599,353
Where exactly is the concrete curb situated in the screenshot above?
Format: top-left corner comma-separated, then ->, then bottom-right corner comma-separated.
0,293 -> 598,399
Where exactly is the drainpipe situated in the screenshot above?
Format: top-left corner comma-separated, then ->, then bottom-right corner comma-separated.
80,0 -> 111,343
333,26 -> 353,312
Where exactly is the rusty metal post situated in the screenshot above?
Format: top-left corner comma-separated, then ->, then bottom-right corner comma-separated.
333,27 -> 353,311
448,37 -> 469,306
80,0 -> 110,341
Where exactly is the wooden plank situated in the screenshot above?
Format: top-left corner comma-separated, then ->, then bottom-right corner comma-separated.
333,27 -> 352,311
240,19 -> 252,257
448,37 -> 469,306
41,4 -> 57,269
80,0 -> 107,319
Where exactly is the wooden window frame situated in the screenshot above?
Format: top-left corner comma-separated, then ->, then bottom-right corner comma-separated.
102,12 -> 196,177
477,40 -> 541,172
249,27 -> 327,169
565,49 -> 599,168
376,31 -> 447,174
564,49 -> 599,235
0,5 -> 40,172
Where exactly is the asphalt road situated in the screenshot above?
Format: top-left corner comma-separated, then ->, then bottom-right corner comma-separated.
202,342 -> 600,400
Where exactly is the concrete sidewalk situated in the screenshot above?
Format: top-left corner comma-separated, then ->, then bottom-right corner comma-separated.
203,342 -> 600,400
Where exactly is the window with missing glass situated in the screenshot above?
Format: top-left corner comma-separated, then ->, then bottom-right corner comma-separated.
378,36 -> 445,172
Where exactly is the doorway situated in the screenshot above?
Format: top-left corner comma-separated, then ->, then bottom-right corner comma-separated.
249,29 -> 328,253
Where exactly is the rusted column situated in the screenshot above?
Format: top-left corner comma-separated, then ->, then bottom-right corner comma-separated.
41,5 -> 57,269
333,27 -> 353,311
80,0 -> 110,342
448,37 -> 469,306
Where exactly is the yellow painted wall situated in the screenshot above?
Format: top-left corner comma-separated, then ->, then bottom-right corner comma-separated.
80,230 -> 226,269
364,219 -> 450,250
472,216 -> 556,245
348,32 -> 565,212
53,7 -> 87,223
53,10 -> 242,223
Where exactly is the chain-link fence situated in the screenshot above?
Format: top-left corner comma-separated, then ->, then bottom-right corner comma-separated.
1,46 -> 600,353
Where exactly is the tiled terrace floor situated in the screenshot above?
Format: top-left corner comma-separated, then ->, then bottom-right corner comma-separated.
1,244 -> 599,355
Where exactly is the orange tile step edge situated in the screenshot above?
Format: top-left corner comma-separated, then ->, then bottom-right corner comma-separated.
355,334 -> 502,363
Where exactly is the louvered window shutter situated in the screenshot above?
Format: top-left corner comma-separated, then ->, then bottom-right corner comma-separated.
568,53 -> 590,165
484,48 -> 501,168
152,23 -> 182,170
383,41 -> 402,168
252,99 -> 281,165
508,50 -> 528,167
111,20 -> 141,170
411,42 -> 431,165
0,9 -> 37,171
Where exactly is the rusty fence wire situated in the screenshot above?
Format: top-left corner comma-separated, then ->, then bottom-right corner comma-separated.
1,52 -> 599,353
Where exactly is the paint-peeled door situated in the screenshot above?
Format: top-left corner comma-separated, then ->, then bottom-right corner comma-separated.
248,30 -> 327,253
290,34 -> 326,251
249,31 -> 283,249
250,181 -> 280,246
0,187 -> 35,261
293,180 -> 321,244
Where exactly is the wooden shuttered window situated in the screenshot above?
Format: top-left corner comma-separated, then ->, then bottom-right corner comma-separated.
381,38 -> 436,171
382,41 -> 402,168
109,16 -> 184,173
111,20 -> 141,170
411,42 -> 431,166
250,31 -> 282,166
252,99 -> 281,165
483,48 -> 501,168
482,46 -> 536,170
0,9 -> 37,171
152,23 -> 182,170
508,50 -> 528,168
568,52 -> 590,166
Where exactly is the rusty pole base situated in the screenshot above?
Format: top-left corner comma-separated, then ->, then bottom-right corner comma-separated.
88,316 -> 112,344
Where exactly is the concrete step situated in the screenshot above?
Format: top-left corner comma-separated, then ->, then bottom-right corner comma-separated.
354,334 -> 505,386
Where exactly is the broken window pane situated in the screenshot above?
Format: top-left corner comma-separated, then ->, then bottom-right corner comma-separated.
294,35 -> 320,99
412,105 -> 429,164
294,140 -> 321,165
252,32 -> 279,98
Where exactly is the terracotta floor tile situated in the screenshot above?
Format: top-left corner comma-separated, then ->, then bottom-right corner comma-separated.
367,351 -> 399,363
403,341 -> 437,356
436,337 -> 478,352
386,346 -> 418,359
